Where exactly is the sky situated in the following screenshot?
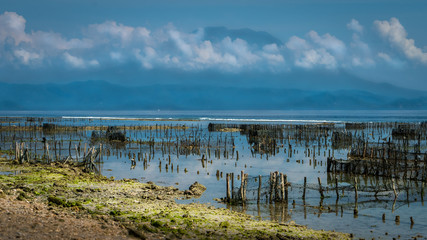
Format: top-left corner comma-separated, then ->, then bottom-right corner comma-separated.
1,0 -> 427,91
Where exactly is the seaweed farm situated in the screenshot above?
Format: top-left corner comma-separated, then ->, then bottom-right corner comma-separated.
1,112 -> 427,239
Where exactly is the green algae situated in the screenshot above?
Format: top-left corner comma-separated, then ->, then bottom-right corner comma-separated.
0,161 -> 351,240
47,195 -> 83,209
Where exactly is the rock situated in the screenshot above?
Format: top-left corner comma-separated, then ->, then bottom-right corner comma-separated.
188,182 -> 206,195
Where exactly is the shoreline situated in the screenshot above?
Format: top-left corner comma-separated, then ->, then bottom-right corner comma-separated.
0,159 -> 350,239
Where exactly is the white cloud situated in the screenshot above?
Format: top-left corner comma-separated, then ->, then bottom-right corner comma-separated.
374,17 -> 427,64
32,31 -> 93,51
221,37 -> 259,66
88,59 -> 99,67
0,11 -> 92,55
87,21 -> 151,46
63,52 -> 85,68
351,34 -> 369,55
262,43 -> 280,53
308,31 -> 346,57
378,52 -> 391,62
14,49 -> 40,65
261,44 -> 284,64
0,11 -> 30,45
92,21 -> 133,42
286,36 -> 310,51
348,26 -> 375,67
295,48 -> 336,69
351,57 -> 374,67
286,32 -> 342,69
133,47 -> 165,69
63,52 -> 98,69
347,19 -> 363,33
169,29 -> 193,57
377,52 -> 404,68
262,52 -> 284,64
194,40 -> 223,64
110,52 -> 123,61
4,11 -> 426,76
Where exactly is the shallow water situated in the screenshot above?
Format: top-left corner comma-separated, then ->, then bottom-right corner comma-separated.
1,110 -> 427,239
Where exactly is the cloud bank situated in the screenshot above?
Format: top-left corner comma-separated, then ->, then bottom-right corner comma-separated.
0,11 -> 426,79
374,17 -> 427,64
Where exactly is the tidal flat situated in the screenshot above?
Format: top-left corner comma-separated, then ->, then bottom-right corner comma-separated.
0,114 -> 426,239
0,160 -> 349,239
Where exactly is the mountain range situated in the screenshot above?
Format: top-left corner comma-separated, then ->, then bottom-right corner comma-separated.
1,26 -> 426,111
1,70 -> 426,110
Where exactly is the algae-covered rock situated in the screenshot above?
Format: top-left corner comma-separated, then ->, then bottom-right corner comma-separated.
0,189 -> 5,198
188,182 -> 206,195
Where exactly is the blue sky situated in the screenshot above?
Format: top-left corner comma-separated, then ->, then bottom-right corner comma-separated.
1,0 -> 427,91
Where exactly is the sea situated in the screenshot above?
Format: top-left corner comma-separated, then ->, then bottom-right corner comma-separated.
1,110 -> 427,239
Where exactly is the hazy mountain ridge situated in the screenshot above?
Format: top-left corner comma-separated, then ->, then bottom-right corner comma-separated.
1,80 -> 426,110
202,26 -> 283,46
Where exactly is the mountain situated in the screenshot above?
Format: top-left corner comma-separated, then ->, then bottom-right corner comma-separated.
112,68 -> 427,100
1,77 -> 427,110
202,26 -> 283,46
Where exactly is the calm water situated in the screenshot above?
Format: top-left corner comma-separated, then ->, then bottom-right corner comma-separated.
2,109 -> 427,122
1,110 -> 427,239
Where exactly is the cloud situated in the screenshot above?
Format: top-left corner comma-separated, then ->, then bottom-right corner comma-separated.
63,52 -> 85,68
134,47 -> 158,69
307,31 -> 346,57
0,12 -> 92,53
63,52 -> 98,68
32,31 -> 93,53
286,32 -> 343,69
377,52 -> 404,68
0,11 -> 30,45
347,19 -> 363,33
14,49 -> 41,65
169,29 -> 194,57
221,37 -> 260,66
295,48 -> 337,69
0,11 -> 287,72
286,36 -> 310,51
347,19 -> 374,67
87,21 -> 151,46
2,11 -> 427,81
374,17 -> 427,64
132,29 -> 284,71
378,52 -> 391,62
261,44 -> 285,65
194,40 -> 224,64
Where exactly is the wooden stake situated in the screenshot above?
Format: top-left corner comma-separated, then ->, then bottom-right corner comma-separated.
335,177 -> 339,200
241,170 -> 245,203
302,177 -> 307,200
354,177 -> 358,201
318,177 -> 324,199
392,178 -> 398,199
280,173 -> 285,202
257,175 -> 261,204
231,173 -> 234,200
226,173 -> 230,203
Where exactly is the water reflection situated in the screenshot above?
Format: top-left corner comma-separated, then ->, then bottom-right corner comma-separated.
1,117 -> 427,239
